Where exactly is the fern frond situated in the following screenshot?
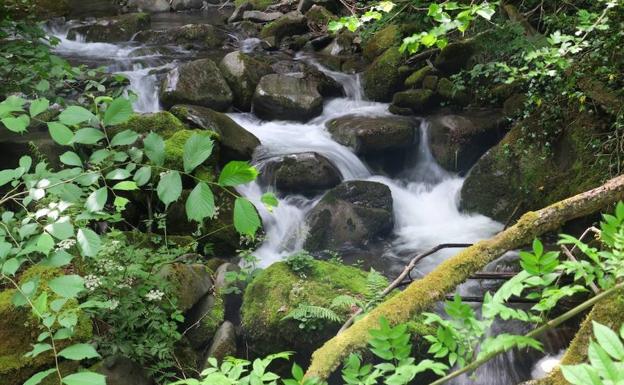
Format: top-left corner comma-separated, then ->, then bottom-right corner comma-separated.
365,269 -> 388,301
282,304 -> 342,323
331,295 -> 362,310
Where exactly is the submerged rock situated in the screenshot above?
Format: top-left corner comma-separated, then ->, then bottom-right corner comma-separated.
219,51 -> 273,111
304,181 -> 394,251
160,59 -> 233,111
263,152 -> 342,194
252,74 -> 323,121
67,13 -> 150,43
134,24 -> 226,49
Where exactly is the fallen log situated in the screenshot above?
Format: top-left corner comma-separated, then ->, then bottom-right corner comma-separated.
305,174 -> 624,380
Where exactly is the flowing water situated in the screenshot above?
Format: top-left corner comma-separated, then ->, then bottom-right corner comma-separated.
46,13 -> 569,384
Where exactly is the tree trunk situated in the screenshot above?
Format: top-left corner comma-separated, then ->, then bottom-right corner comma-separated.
305,175 -> 624,380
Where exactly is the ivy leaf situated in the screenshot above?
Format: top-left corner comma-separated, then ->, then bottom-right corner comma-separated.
62,371 -> 107,385
157,171 -> 182,207
103,98 -> 133,126
71,127 -> 105,145
48,275 -> 85,298
133,166 -> 151,186
59,151 -> 82,167
183,133 -> 214,173
218,161 -> 258,186
233,197 -> 260,237
110,129 -> 139,147
2,115 -> 30,133
58,344 -> 101,361
476,5 -> 496,20
186,182 -> 215,223
144,132 -> 165,166
59,106 -> 94,126
77,228 -> 101,257
24,369 -> 56,385
29,99 -> 49,118
48,122 -> 74,145
86,188 -> 107,212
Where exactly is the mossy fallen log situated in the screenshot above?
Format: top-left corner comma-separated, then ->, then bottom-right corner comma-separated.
305,174 -> 624,380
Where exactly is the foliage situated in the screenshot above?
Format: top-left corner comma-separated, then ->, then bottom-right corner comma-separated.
285,251 -> 315,279
282,304 -> 342,332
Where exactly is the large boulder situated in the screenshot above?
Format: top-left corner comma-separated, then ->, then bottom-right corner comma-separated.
134,24 -> 226,49
305,5 -> 336,32
160,59 -> 233,111
326,115 -> 418,155
363,47 -> 406,102
159,263 -> 214,312
362,24 -> 401,62
434,41 -> 476,75
219,51 -> 273,111
427,109 -> 507,174
183,293 -> 225,350
304,181 -> 394,251
113,111 -> 186,138
252,74 -> 323,121
260,11 -> 308,43
67,13 -> 151,43
241,260 -> 374,356
206,321 -> 237,362
263,152 -> 342,195
390,89 -> 437,115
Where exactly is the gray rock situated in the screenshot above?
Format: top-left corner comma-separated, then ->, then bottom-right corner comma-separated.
252,74 -> 323,121
127,0 -> 170,13
183,293 -> 224,350
326,115 -> 417,154
242,10 -> 284,22
161,59 -> 233,111
159,263 -> 214,312
98,356 -> 154,385
229,2 -> 253,23
134,24 -> 226,49
219,51 -> 273,111
206,321 -> 237,362
264,152 -> 342,194
260,11 -> 308,43
172,0 -> 204,10
304,181 -> 394,251
66,13 -> 151,43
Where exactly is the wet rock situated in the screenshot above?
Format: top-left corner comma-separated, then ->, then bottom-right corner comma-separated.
304,67 -> 344,98
127,0 -> 171,12
219,51 -> 273,111
404,66 -> 435,88
428,109 -> 507,174
243,10 -> 284,22
214,263 -> 244,322
160,59 -> 233,111
260,11 -> 308,43
434,41 -> 476,74
172,0 -> 204,11
159,263 -> 214,312
229,2 -> 253,23
95,356 -> 154,385
67,13 -> 150,43
134,24 -> 226,49
264,152 -> 342,194
390,89 -> 437,115
170,104 -> 260,161
305,5 -> 335,31
252,73 -> 323,121
206,321 -> 237,362
326,115 -> 417,155
183,293 -> 225,350
304,181 -> 394,251
363,47 -> 406,102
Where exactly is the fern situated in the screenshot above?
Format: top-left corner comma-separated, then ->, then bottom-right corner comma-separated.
331,295 -> 362,310
282,304 -> 342,332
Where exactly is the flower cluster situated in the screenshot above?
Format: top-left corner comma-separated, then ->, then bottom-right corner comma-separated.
145,289 -> 164,302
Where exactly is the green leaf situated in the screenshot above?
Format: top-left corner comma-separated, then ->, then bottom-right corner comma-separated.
261,192 -> 279,212
27,343 -> 53,358
45,220 -> 74,240
0,169 -> 16,187
2,115 -> 30,133
48,275 -> 85,298
47,122 -> 74,145
105,168 -> 131,180
2,258 -> 22,276
29,99 -> 49,118
133,166 -> 151,186
233,197 -> 260,237
561,364 -> 602,385
218,161 -> 258,186
86,188 -> 107,212
77,228 -> 101,257
144,132 -> 165,166
72,127 -> 105,145
59,151 -> 82,167
43,250 -> 73,267
110,129 -> 139,147
183,133 -> 214,173
58,344 -> 101,360
186,182 -> 215,223
35,80 -> 50,93
36,233 -> 55,255
24,369 -> 56,385
62,371 -> 107,385
103,98 -> 133,126
593,321 -> 624,360
157,171 -> 182,207
59,106 -> 94,126
113,181 -> 138,191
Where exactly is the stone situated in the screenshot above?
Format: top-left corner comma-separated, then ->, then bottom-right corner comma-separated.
127,0 -> 171,12
172,0 -> 204,11
252,74 -> 323,121
434,41 -> 476,74
206,321 -> 237,362
159,263 -> 214,312
112,111 -> 186,139
422,75 -> 439,90
363,47 -> 405,102
404,66 -> 435,88
260,11 -> 308,43
170,104 -> 260,162
229,2 -> 254,23
134,24 -> 226,49
160,59 -> 233,111
243,10 -> 284,22
66,13 -> 150,43
437,77 -> 469,106
304,181 -> 394,251
390,89 -> 437,114
264,152 -> 342,194
219,51 -> 273,111
183,293 -> 225,350
305,5 -> 335,31
362,24 -> 400,62
96,356 -> 154,385
214,263 -> 244,322
326,115 -> 417,155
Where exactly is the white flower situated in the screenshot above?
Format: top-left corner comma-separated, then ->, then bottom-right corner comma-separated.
84,274 -> 102,291
109,299 -> 119,310
145,289 -> 164,302
55,238 -> 76,251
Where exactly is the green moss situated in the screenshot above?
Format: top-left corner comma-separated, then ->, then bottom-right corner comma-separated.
202,294 -> 225,338
363,25 -> 401,62
404,67 -> 433,88
363,47 -> 406,102
114,111 -> 186,139
260,12 -> 307,41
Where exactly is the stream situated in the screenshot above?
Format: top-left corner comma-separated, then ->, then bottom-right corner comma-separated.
45,9 -> 569,385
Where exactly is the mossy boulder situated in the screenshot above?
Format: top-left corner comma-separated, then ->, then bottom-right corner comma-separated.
436,77 -> 469,106
362,24 -> 401,62
433,40 -> 476,75
219,51 -> 273,112
206,321 -> 237,362
170,104 -> 260,162
241,260 -> 372,356
363,47 -> 406,102
405,66 -> 434,88
304,181 -> 394,252
235,0 -> 273,10
159,263 -> 214,312
305,5 -> 336,32
260,11 -> 308,43
134,24 -> 226,49
390,89 -> 436,115
263,152 -> 342,195
160,59 -> 233,111
252,74 -> 323,122
114,111 -> 186,138
163,129 -> 219,174
67,13 -> 151,43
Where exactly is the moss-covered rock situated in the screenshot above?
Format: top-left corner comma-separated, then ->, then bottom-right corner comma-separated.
114,111 -> 186,139
235,0 -> 273,10
362,24 -> 401,62
436,77 -> 469,106
206,321 -> 237,362
67,13 -> 151,43
390,89 -> 436,114
305,5 -> 336,32
433,40 -> 476,75
404,66 -> 434,88
260,11 -> 308,43
159,263 -> 214,312
183,293 -> 225,350
363,47 -> 406,102
163,129 -> 219,174
134,24 -> 226,49
219,51 -> 273,112
241,260 -> 372,356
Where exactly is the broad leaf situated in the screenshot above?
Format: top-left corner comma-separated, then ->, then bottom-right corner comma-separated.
2,115 -> 29,133
86,188 -> 107,212
58,344 -> 101,360
24,369 -> 56,385
72,127 -> 105,145
113,181 -> 138,191
48,275 -> 85,298
218,161 -> 258,186
59,151 -> 82,167
59,106 -> 94,126
157,171 -> 182,207
110,129 -> 139,147
233,197 -> 260,237
77,228 -> 101,257
62,371 -> 107,385
29,99 -> 49,118
183,133 -> 214,173
144,132 -> 165,166
133,166 -> 151,186
186,182 -> 215,223
103,98 -> 133,126
48,122 -> 74,145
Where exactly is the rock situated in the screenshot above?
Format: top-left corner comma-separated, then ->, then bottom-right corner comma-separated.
0,129 -> 63,170
229,2 -> 253,23
305,5 -> 335,31
219,51 -> 273,111
170,105 -> 260,162
206,321 -> 237,362
160,59 -> 233,111
134,24 -> 226,49
127,0 -> 171,12
362,24 -> 401,62
159,263 -> 214,312
241,259 -> 376,356
243,10 -> 284,22
252,74 -> 323,121
183,293 -> 225,350
172,0 -> 204,11
297,0 -> 340,14
260,11 -> 308,43
264,152 -> 342,194
404,66 -> 435,88
427,109 -> 507,174
434,41 -> 476,74
113,111 -> 186,138
304,67 -> 344,98
304,181 -> 394,251
437,77 -> 469,106
96,356 -> 154,385
67,13 -> 150,43
503,93 -> 527,117
390,89 -> 437,115
363,47 -> 405,102
422,75 -> 439,90
326,115 -> 417,155
214,263 -> 244,322
234,0 -> 273,11
33,0 -> 70,18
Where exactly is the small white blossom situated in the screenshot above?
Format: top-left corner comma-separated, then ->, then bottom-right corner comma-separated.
109,299 -> 119,310
55,238 -> 76,251
84,274 -> 102,291
145,289 -> 164,302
